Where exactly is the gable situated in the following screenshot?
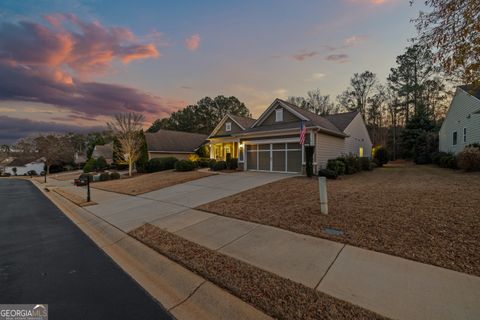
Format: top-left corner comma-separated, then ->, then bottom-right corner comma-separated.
215,119 -> 243,136
343,112 -> 372,146
252,99 -> 308,128
261,106 -> 302,126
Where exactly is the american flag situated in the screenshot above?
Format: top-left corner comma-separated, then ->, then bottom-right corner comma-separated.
299,121 -> 307,145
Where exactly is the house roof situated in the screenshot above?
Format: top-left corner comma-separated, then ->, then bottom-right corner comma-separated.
324,110 -> 360,131
229,115 -> 256,129
4,157 -> 43,167
93,142 -> 113,160
145,130 -> 208,153
459,85 -> 480,101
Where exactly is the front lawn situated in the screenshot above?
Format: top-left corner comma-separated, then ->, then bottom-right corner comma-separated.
92,170 -> 213,195
198,163 -> 480,276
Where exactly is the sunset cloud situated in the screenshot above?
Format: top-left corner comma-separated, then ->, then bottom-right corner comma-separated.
325,54 -> 349,63
291,51 -> 319,62
185,34 -> 200,51
344,35 -> 368,46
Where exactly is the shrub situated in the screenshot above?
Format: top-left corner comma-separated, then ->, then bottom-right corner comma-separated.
431,151 -> 448,165
212,160 -> 227,171
175,160 -> 196,171
360,157 -> 372,171
95,156 -> 108,171
339,154 -> 361,174
373,147 -> 389,167
79,173 -> 93,182
438,153 -> 457,169
110,172 -> 121,180
147,157 -> 178,173
197,157 -> 211,168
83,158 -> 96,173
99,172 -> 111,181
228,158 -> 239,170
318,169 -> 337,179
457,146 -> 480,171
327,159 -> 345,176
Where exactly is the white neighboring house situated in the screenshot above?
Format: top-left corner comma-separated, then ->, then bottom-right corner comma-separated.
439,85 -> 480,154
3,158 -> 45,175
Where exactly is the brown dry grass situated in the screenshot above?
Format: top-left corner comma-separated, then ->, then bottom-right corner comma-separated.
130,224 -> 386,320
50,171 -> 83,181
52,188 -> 96,207
198,163 -> 480,276
92,170 -> 213,195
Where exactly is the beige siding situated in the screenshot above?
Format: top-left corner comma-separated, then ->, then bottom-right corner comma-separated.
315,133 -> 345,169
215,119 -> 243,135
439,88 -> 480,154
148,152 -> 192,160
262,107 -> 301,125
343,113 -> 373,157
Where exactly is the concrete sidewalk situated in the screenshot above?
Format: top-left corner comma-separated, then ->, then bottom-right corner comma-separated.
47,173 -> 480,320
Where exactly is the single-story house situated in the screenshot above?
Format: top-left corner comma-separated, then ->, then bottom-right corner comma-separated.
208,98 -> 372,174
92,142 -> 114,164
2,157 -> 45,175
145,130 -> 208,160
439,85 -> 480,154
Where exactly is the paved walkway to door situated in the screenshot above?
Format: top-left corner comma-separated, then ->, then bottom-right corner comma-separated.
47,172 -> 480,320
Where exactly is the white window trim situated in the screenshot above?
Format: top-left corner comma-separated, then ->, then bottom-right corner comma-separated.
225,122 -> 232,132
452,131 -> 458,146
275,108 -> 283,122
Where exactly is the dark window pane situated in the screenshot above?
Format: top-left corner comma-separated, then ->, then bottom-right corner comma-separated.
247,151 -> 257,170
287,150 -> 302,172
287,143 -> 301,150
258,151 -> 270,170
259,144 -> 270,151
272,143 -> 285,150
272,151 -> 286,172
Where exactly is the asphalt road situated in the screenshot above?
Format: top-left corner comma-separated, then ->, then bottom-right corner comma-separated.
0,179 -> 172,320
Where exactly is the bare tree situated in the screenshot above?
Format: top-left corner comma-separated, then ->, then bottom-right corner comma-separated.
337,71 -> 377,119
288,89 -> 340,116
108,113 -> 145,177
35,134 -> 75,183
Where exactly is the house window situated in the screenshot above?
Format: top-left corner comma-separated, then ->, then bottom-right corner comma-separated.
463,128 -> 467,143
226,122 -> 232,132
452,131 -> 458,145
275,108 -> 283,122
359,147 -> 364,157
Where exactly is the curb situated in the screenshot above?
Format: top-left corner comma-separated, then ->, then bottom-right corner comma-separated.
31,180 -> 271,320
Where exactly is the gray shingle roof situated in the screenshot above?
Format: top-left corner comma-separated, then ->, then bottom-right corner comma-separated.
92,142 -> 113,160
230,115 -> 256,129
145,130 -> 207,153
324,110 -> 359,131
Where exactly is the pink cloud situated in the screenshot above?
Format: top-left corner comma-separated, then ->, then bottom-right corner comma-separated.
291,51 -> 319,62
185,34 -> 200,51
325,54 -> 349,63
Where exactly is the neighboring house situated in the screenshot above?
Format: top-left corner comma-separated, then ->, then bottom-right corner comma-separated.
439,85 -> 480,154
145,130 -> 208,160
92,142 -> 114,164
3,158 -> 45,175
208,98 -> 372,174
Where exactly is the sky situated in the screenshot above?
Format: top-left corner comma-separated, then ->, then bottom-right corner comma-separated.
0,0 -> 424,144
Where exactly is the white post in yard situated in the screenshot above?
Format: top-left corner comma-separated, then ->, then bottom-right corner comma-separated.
319,176 -> 328,215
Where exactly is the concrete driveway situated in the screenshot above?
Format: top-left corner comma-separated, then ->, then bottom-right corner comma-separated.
80,171 -> 291,233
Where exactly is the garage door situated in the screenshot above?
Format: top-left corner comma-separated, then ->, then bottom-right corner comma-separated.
246,143 -> 302,173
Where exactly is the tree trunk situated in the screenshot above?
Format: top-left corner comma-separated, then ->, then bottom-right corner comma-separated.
128,159 -> 133,177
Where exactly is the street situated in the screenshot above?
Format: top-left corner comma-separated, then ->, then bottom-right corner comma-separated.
0,179 -> 172,320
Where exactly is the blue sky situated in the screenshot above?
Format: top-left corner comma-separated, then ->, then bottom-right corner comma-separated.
0,0 -> 423,144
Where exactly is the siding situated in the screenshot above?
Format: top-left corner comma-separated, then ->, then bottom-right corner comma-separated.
4,162 -> 45,175
215,119 -> 243,136
439,88 -> 480,154
343,113 -> 373,157
148,152 -> 192,160
261,107 -> 301,125
315,133 -> 345,169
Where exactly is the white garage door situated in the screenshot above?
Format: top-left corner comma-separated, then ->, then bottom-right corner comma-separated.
246,143 -> 302,173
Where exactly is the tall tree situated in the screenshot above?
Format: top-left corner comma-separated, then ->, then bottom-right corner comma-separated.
337,71 -> 377,119
387,44 -> 436,122
413,0 -> 480,84
367,85 -> 387,145
35,134 -> 75,183
288,89 -> 340,115
108,113 -> 145,177
147,95 -> 250,134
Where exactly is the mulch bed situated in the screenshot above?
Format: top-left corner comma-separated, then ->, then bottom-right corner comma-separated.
130,224 -> 387,320
198,164 -> 480,276
91,170 -> 213,195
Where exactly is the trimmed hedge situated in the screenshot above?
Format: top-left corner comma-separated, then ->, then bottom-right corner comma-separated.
197,157 -> 211,168
227,158 -> 238,170
360,157 -> 372,171
373,147 -> 389,167
147,157 -> 178,173
175,160 -> 196,171
211,160 -> 227,171
318,169 -> 337,179
327,159 -> 345,176
99,172 -> 111,181
110,172 -> 121,180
